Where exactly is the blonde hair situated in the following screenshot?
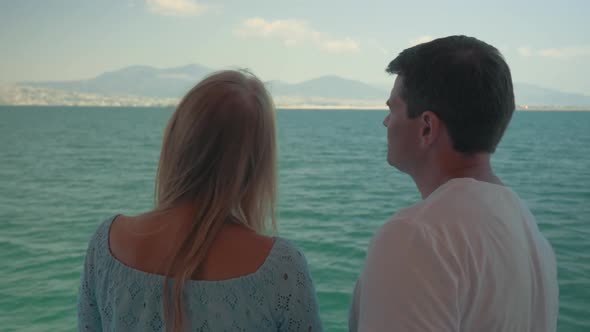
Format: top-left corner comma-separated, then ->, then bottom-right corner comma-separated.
155,70 -> 277,331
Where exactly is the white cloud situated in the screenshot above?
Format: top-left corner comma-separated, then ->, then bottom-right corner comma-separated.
146,0 -> 208,16
236,18 -> 309,42
538,46 -> 590,58
320,38 -> 359,53
517,47 -> 533,57
517,45 -> 590,58
410,35 -> 434,46
234,18 -> 359,54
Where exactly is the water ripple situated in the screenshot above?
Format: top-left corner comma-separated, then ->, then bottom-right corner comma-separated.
1,107 -> 589,331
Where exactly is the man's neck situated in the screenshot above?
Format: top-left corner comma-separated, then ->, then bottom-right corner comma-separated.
412,152 -> 502,199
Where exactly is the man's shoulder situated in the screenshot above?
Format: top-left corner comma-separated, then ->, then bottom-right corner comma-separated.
374,185 -> 485,246
384,191 -> 458,229
376,179 -> 533,254
372,210 -> 427,250
395,179 -> 522,227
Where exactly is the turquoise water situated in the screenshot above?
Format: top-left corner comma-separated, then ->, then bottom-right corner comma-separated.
1,106 -> 589,331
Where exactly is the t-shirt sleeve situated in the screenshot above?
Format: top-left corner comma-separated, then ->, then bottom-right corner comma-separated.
275,242 -> 324,332
355,220 -> 461,332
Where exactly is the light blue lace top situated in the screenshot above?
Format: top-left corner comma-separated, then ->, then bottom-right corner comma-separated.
77,216 -> 323,331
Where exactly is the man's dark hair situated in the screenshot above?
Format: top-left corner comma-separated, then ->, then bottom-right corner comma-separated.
387,35 -> 515,154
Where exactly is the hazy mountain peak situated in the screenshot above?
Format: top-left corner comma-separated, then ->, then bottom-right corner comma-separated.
9,64 -> 590,108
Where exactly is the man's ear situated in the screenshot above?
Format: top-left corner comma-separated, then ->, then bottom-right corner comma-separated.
419,111 -> 441,147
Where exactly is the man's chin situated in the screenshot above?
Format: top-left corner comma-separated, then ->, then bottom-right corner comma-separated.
387,156 -> 405,172
386,156 -> 395,167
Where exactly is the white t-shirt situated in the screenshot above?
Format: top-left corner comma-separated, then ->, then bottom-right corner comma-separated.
349,178 -> 558,332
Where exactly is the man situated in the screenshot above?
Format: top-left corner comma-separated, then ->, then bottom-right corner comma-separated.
349,36 -> 558,331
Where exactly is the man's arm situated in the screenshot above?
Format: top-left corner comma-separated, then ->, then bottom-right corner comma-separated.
356,220 -> 461,332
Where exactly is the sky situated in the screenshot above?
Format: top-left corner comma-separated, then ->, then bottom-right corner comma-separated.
1,0 -> 589,95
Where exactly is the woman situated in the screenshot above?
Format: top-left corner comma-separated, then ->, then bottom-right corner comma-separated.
77,70 -> 323,331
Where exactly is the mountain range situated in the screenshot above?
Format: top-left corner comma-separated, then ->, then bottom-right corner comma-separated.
4,64 -> 590,108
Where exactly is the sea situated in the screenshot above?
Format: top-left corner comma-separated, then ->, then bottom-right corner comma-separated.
1,106 -> 589,331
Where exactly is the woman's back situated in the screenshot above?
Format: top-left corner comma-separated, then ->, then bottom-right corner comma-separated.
108,206 -> 275,281
78,215 -> 322,331
77,70 -> 322,331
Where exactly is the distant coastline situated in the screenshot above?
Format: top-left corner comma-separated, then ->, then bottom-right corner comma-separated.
278,105 -> 590,111
1,103 -> 589,111
2,65 -> 590,111
514,106 -> 590,112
